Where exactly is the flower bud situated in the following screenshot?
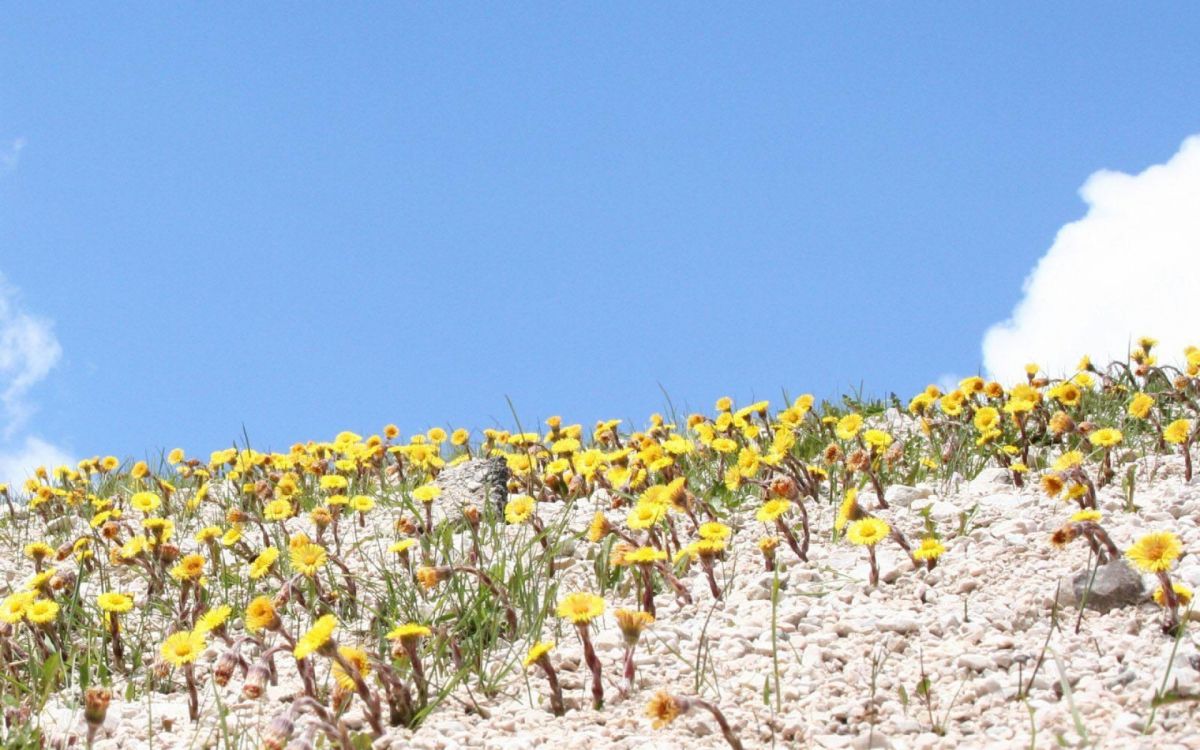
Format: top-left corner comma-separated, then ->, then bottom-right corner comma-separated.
83,687 -> 111,728
213,650 -> 239,687
242,662 -> 270,700
260,714 -> 294,750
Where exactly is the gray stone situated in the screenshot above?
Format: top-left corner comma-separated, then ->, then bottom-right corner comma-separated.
1069,560 -> 1146,613
969,467 -> 1013,493
883,484 -> 930,507
434,457 -> 510,512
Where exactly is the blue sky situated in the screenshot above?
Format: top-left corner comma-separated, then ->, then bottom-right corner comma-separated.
2,5 -> 1199,470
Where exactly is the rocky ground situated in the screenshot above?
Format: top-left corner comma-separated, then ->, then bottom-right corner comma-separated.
30,455 -> 1200,749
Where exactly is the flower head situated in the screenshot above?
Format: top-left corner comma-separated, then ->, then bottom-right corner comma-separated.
505,495 -> 536,524
331,645 -> 371,690
646,691 -> 682,729
249,547 -> 280,579
1088,428 -> 1123,448
245,595 -> 279,633
386,622 -> 432,644
161,630 -> 206,667
1153,583 -> 1193,608
846,517 -> 890,546
294,614 -> 338,660
614,608 -> 654,645
196,605 -> 232,634
98,592 -> 133,614
624,546 -> 667,565
26,599 -> 59,625
1126,531 -> 1182,573
835,414 -> 863,441
911,537 -> 945,562
556,592 -> 605,625
1164,419 -> 1192,445
289,543 -> 328,576
756,498 -> 792,523
523,640 -> 555,668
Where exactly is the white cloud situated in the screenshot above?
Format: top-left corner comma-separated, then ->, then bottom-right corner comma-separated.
0,138 -> 25,174
0,436 -> 73,489
983,135 -> 1200,384
0,273 -> 72,488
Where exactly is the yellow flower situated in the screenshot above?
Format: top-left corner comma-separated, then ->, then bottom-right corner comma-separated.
245,596 -> 279,633
1070,509 -> 1102,523
350,495 -> 375,513
131,461 -> 150,479
220,525 -> 243,546
0,592 -> 35,624
331,645 -> 371,690
160,630 -> 206,667
196,605 -> 232,634
698,522 -> 731,541
835,414 -> 863,440
416,566 -> 450,590
26,599 -> 59,625
835,488 -> 859,532
1088,428 -> 1123,448
170,554 -> 207,581
624,546 -> 667,565
195,525 -> 222,543
319,475 -> 349,492
710,437 -> 738,454
846,517 -> 890,546
1153,583 -> 1193,608
911,537 -> 945,561
614,608 -> 655,644
627,503 -> 666,530
386,622 -> 432,643
388,538 -> 416,555
756,498 -> 792,523
908,392 -> 934,415
556,592 -> 605,624
1049,382 -> 1082,407
1041,473 -> 1065,498
24,541 -> 54,562
646,691 -> 682,729
130,492 -> 161,513
1129,392 -> 1154,419
97,592 -> 133,614
263,499 -> 293,521
1164,419 -> 1192,445
249,547 -> 279,579
504,495 -> 536,524
587,512 -> 612,542
412,484 -> 442,503
972,407 -> 1000,433
1126,531 -> 1182,573
862,429 -> 892,449
289,543 -> 328,576
294,614 -> 337,660
523,640 -> 555,668
1053,451 -> 1083,472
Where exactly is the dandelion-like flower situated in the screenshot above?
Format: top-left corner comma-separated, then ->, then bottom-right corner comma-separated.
646,691 -> 682,728
1126,531 -> 1182,573
294,614 -> 338,660
755,499 -> 792,523
160,630 -> 206,667
556,592 -> 605,624
289,543 -> 328,576
846,517 -> 890,546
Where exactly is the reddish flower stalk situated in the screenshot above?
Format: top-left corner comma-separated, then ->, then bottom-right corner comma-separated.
529,652 -> 565,716
576,622 -> 604,710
